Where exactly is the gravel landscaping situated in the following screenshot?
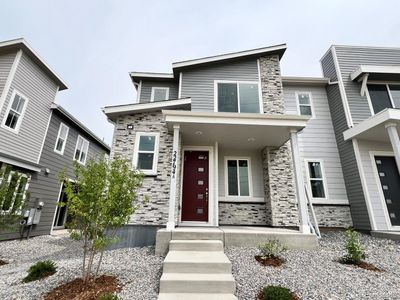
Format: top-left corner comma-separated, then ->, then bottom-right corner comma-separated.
226,231 -> 400,300
0,233 -> 163,300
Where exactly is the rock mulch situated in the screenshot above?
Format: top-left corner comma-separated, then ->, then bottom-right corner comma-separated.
225,231 -> 400,300
0,234 -> 163,300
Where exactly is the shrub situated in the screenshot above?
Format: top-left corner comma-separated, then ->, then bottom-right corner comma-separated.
258,240 -> 287,259
99,293 -> 120,300
341,228 -> 365,265
262,286 -> 295,300
23,260 -> 57,283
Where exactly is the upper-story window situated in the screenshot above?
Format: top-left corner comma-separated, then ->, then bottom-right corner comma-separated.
133,132 -> 159,175
74,135 -> 89,165
368,84 -> 400,114
2,90 -> 28,133
151,87 -> 169,102
296,92 -> 313,116
216,81 -> 260,113
54,123 -> 69,155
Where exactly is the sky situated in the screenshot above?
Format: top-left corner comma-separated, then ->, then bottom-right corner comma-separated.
2,0 -> 400,145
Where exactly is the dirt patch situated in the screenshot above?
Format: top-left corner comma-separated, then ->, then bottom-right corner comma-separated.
0,259 -> 8,266
257,289 -> 300,300
255,255 -> 285,267
339,260 -> 384,272
45,275 -> 121,300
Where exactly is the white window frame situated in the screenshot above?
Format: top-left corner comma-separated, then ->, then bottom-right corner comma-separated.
224,156 -> 253,198
295,91 -> 314,118
304,159 -> 328,200
214,80 -> 262,113
366,82 -> 400,115
0,170 -> 30,213
73,135 -> 90,165
132,132 -> 160,175
54,123 -> 70,155
1,89 -> 29,134
150,87 -> 170,102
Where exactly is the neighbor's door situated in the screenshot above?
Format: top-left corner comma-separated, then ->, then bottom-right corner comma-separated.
375,156 -> 400,226
53,185 -> 68,229
181,150 -> 209,222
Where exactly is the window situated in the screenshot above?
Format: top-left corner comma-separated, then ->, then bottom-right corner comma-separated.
216,82 -> 260,113
296,92 -> 313,116
2,90 -> 28,133
74,136 -> 89,164
225,157 -> 251,197
367,84 -> 400,114
133,132 -> 160,175
151,87 -> 169,102
306,160 -> 326,199
54,123 -> 69,155
0,170 -> 29,213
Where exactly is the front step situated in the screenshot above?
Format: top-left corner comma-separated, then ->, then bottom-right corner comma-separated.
169,240 -> 223,251
158,293 -> 238,300
171,228 -> 223,240
159,273 -> 235,293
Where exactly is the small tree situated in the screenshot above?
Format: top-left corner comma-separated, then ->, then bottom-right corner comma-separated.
341,227 -> 365,265
61,156 -> 143,282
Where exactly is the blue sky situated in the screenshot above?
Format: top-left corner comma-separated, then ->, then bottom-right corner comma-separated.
2,0 -> 400,144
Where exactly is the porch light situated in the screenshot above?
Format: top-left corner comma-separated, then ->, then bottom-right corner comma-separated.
247,137 -> 255,142
195,131 -> 203,135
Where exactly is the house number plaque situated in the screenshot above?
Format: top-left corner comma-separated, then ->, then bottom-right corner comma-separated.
171,150 -> 177,179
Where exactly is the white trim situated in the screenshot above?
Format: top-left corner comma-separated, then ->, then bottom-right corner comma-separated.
386,84 -> 396,109
178,72 -> 182,99
369,151 -> 400,231
257,59 -> 264,113
351,65 -> 400,81
0,50 -> 22,114
310,199 -> 350,205
219,196 -> 264,203
132,132 -> 160,176
0,155 -> 41,172
352,139 -> 377,230
50,182 -> 64,234
1,89 -> 29,134
365,85 -> 375,116
167,124 -> 180,230
37,110 -> 53,163
214,141 -> 219,227
304,159 -> 329,200
223,156 -> 253,198
136,80 -> 142,103
73,135 -> 90,165
295,91 -> 315,118
129,72 -> 174,79
150,87 -> 170,102
54,122 -> 70,155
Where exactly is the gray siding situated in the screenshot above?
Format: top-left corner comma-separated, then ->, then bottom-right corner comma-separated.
0,52 -> 58,164
139,80 -> 178,103
181,59 -> 259,111
283,84 -> 348,202
0,51 -> 16,98
320,49 -> 338,82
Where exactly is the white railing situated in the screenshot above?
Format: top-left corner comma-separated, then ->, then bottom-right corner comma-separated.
305,185 -> 321,238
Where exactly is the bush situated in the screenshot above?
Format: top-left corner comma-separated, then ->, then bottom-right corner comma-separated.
262,286 -> 295,300
99,293 -> 120,300
23,260 -> 57,282
258,240 -> 287,259
341,228 -> 365,265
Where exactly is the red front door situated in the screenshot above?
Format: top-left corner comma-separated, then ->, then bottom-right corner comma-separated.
181,150 -> 209,222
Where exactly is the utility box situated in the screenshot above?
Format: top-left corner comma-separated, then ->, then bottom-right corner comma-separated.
26,208 -> 42,225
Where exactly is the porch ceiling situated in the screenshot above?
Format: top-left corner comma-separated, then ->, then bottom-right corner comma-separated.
163,110 -> 309,149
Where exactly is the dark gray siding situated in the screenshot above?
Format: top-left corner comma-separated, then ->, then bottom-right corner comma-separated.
0,51 -> 16,98
139,80 -> 179,103
320,49 -> 338,82
181,59 -> 259,111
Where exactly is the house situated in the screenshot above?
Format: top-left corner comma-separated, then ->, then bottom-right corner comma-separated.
321,45 -> 400,239
0,38 -> 110,240
103,44 -> 353,247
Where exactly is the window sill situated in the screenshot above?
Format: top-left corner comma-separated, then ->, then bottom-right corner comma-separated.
310,199 -> 349,205
219,196 -> 264,203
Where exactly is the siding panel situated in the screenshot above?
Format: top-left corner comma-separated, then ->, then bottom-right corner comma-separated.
139,80 -> 178,103
0,51 -> 16,99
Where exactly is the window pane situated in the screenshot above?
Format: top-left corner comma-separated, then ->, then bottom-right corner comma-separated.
74,149 -> 81,160
60,125 -> 68,139
56,139 -> 64,152
153,88 -> 168,101
368,84 -> 392,113
239,84 -> 259,113
227,160 -> 238,195
389,85 -> 400,108
218,83 -> 238,112
300,105 -> 312,116
137,153 -> 154,170
139,136 -> 155,151
80,151 -> 86,163
238,160 -> 249,196
5,112 -> 18,129
308,162 -> 322,179
298,93 -> 310,105
310,180 -> 325,198
15,97 -> 25,113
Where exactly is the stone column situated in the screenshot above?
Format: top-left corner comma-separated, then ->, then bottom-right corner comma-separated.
385,123 -> 400,175
167,124 -> 180,230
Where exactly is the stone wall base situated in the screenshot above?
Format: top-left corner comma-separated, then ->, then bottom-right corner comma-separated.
219,202 -> 268,225
312,205 -> 353,228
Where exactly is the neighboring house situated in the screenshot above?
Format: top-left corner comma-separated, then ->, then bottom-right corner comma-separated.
321,45 -> 400,237
103,44 -> 353,244
0,38 -> 110,240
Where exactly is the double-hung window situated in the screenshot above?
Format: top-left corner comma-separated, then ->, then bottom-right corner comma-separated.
133,132 -> 160,175
54,123 -> 69,155
151,87 -> 169,102
2,90 -> 28,133
74,136 -> 89,164
0,170 -> 29,213
216,82 -> 260,113
225,157 -> 251,197
296,92 -> 313,116
306,160 -> 326,199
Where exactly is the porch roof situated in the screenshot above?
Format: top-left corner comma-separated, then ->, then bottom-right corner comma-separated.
163,110 -> 309,149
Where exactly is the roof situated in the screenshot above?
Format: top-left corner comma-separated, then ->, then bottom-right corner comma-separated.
281,76 -> 329,85
0,38 -> 68,90
350,65 -> 400,81
130,72 -> 175,86
50,103 -> 110,151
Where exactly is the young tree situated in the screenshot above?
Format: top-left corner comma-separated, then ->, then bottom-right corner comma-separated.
61,156 -> 144,282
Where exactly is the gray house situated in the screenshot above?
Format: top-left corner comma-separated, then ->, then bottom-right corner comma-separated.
0,38 -> 110,240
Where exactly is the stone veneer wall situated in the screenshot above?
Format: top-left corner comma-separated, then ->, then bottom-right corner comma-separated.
219,202 -> 268,225
312,205 -> 353,228
111,111 -> 178,225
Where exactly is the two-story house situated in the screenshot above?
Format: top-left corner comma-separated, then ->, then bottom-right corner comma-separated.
103,44 -> 352,245
0,38 -> 110,240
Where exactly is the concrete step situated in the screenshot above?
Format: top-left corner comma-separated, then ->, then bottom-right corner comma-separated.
171,228 -> 223,240
169,240 -> 223,251
163,250 -> 232,273
159,273 -> 236,293
158,293 -> 238,300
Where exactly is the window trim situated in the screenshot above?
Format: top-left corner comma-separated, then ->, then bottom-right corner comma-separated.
214,80 -> 262,113
223,156 -> 253,198
366,82 -> 400,115
295,91 -> 315,118
150,87 -> 170,102
1,89 -> 29,134
54,122 -> 70,155
304,159 -> 328,200
132,132 -> 160,175
73,135 -> 90,165
0,170 -> 30,213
